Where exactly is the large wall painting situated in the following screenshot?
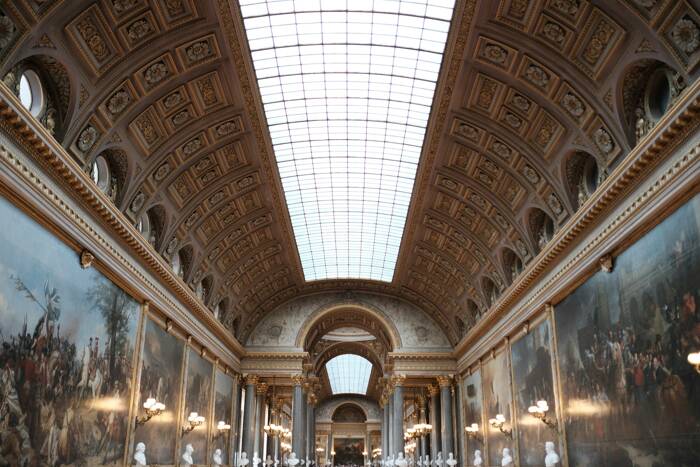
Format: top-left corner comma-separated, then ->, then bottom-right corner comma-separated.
481,350 -> 514,467
181,349 -> 213,465
555,194 -> 700,466
132,318 -> 184,465
462,370 -> 484,467
213,369 -> 234,466
511,319 -> 561,466
333,437 -> 364,466
0,195 -> 140,466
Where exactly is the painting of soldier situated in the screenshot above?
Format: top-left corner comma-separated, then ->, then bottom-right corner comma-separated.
555,194 -> 700,466
0,196 -> 140,466
181,349 -> 213,465
481,350 -> 514,467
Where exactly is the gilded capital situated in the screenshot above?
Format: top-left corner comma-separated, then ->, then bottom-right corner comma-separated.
427,384 -> 439,397
291,374 -> 305,386
244,374 -> 259,387
256,382 -> 269,395
436,375 -> 452,387
391,374 -> 406,387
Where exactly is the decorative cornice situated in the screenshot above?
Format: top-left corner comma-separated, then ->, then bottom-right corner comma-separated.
454,77 -> 700,358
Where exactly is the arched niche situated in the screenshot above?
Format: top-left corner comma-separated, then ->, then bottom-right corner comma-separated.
564,151 -> 601,210
89,148 -> 129,205
528,207 -> 555,253
332,403 -> 368,423
3,54 -> 71,142
501,247 -> 523,284
618,59 -> 686,147
482,276 -> 499,308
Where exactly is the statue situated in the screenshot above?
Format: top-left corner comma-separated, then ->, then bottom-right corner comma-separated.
305,457 -> 312,467
45,108 -> 56,136
501,448 -> 513,467
423,455 -> 430,467
288,452 -> 301,467
240,452 -> 250,467
473,450 -> 483,466
386,454 -> 395,467
635,108 -> 648,142
545,441 -> 560,467
213,448 -> 223,466
266,455 -> 275,467
182,443 -> 194,466
133,442 -> 147,465
416,455 -> 422,467
435,452 -> 443,467
445,453 -> 457,467
395,453 -> 408,467
253,453 -> 262,467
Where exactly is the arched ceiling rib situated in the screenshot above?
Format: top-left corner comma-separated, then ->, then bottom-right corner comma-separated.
2,0 -> 698,344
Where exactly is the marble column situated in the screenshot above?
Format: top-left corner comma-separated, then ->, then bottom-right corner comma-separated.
380,400 -> 387,460
254,382 -> 268,459
454,382 -> 464,464
437,376 -> 453,459
392,376 -> 405,458
292,375 -> 307,460
306,392 -> 316,464
231,374 -> 242,466
418,396 -> 428,462
386,390 -> 394,458
242,374 -> 259,458
428,384 -> 440,459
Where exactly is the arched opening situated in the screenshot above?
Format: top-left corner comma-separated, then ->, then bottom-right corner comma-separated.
89,149 -> 128,204
332,403 -> 367,423
528,207 -> 555,253
564,151 -> 601,210
502,247 -> 523,284
482,276 -> 499,307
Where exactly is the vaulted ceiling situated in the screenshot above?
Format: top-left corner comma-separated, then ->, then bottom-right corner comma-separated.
2,0 -> 698,346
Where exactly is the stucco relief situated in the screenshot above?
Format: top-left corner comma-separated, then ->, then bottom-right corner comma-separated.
246,292 -> 451,351
316,396 -> 381,423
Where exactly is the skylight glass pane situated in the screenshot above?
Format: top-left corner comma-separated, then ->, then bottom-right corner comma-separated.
325,354 -> 372,395
241,0 -> 455,281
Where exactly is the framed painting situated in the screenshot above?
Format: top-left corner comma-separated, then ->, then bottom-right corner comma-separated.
181,348 -> 214,466
212,368 -> 235,466
482,349 -> 515,467
333,437 -> 364,466
462,370 -> 484,466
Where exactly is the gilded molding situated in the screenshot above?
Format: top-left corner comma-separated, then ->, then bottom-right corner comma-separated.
256,382 -> 269,395
291,374 -> 305,386
427,384 -> 439,397
244,374 -> 259,387
436,375 -> 453,387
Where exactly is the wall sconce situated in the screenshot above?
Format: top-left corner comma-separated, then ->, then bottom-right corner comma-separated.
213,420 -> 231,439
465,423 -> 482,441
528,400 -> 557,431
183,411 -> 206,435
488,414 -> 512,439
135,397 -> 165,426
688,352 -> 700,373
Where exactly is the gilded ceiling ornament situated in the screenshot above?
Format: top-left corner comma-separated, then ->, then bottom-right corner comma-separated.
0,16 -> 16,49
130,192 -> 145,212
154,162 -> 171,181
182,137 -> 202,155
144,61 -> 169,85
522,165 -> 540,184
470,193 -> 487,209
456,122 -> 479,141
633,0 -> 656,8
200,170 -> 216,183
107,89 -> 131,115
440,177 -> 458,190
198,77 -> 217,105
510,94 -> 530,112
593,127 -> 614,154
524,64 -> 549,88
135,115 -> 158,144
216,120 -> 240,136
482,44 -> 507,64
535,116 -> 558,147
185,212 -> 200,227
127,19 -> 153,41
494,213 -> 509,230
560,92 -> 584,118
77,125 -> 99,152
547,193 -> 563,215
238,175 -> 254,188
583,20 -> 614,65
187,40 -> 212,63
165,0 -> 186,16
113,0 -> 139,14
172,108 -> 191,126
509,0 -> 528,18
76,20 -> 109,61
670,17 -> 700,54
164,91 -> 183,109
490,140 -> 512,160
542,22 -> 565,44
551,0 -> 579,16
503,112 -> 522,129
195,157 -> 213,171
477,171 -> 493,185
209,190 -> 225,204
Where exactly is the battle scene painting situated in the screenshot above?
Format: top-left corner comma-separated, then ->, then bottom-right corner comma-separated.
0,196 -> 140,466
333,437 -> 364,467
132,318 -> 184,465
462,370 -> 484,466
511,319 -> 561,466
555,194 -> 700,466
212,369 -> 234,466
481,350 -> 514,467
181,349 -> 213,465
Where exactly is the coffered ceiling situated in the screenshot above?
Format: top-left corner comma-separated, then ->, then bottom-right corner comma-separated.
1,0 -> 698,346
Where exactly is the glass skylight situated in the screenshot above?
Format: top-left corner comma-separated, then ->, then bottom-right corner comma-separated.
325,354 -> 373,395
240,0 -> 455,281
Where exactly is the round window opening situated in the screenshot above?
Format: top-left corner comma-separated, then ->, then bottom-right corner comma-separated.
90,155 -> 112,194
645,69 -> 671,121
18,70 -> 45,117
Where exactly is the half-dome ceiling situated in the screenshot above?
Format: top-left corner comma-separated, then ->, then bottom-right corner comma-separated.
1,0 -> 697,344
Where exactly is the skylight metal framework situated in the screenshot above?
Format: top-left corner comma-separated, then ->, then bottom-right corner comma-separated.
240,0 -> 455,281
325,354 -> 373,395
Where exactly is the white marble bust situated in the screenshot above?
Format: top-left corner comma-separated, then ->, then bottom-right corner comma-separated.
435,452 -> 443,467
213,448 -> 223,466
501,448 -> 513,467
473,450 -> 482,466
423,455 -> 430,467
266,454 -> 275,466
182,443 -> 194,466
253,453 -> 262,467
133,442 -> 146,466
445,453 -> 457,467
395,453 -> 408,467
386,454 -> 395,467
545,441 -> 560,467
240,452 -> 250,467
288,452 -> 301,467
